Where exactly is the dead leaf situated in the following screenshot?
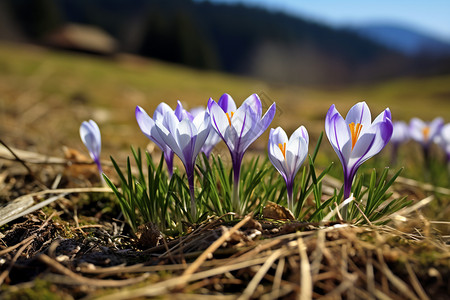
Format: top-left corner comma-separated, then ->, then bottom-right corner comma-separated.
262,201 -> 295,220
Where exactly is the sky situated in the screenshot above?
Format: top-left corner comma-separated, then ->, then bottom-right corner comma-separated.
199,0 -> 450,42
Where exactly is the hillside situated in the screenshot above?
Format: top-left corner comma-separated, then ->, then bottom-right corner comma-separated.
3,0 -> 420,85
1,42 -> 449,157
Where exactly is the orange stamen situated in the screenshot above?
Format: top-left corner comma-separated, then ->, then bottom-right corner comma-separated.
349,122 -> 363,150
278,143 -> 286,160
422,126 -> 430,141
226,112 -> 234,126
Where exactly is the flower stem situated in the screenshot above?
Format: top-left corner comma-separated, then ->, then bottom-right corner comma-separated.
422,145 -> 431,182
232,164 -> 241,216
95,161 -> 106,186
187,169 -> 196,221
342,176 -> 352,220
287,184 -> 294,213
164,152 -> 174,178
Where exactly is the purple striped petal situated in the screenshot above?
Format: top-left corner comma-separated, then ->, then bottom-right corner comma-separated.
80,120 -> 101,163
218,93 -> 237,113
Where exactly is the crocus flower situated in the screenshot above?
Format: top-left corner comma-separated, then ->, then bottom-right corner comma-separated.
174,100 -> 194,121
190,106 -> 222,158
80,120 -> 103,178
435,123 -> 450,163
325,102 -> 393,219
409,117 -> 444,161
391,121 -> 409,145
154,108 -> 211,219
209,93 -> 276,214
390,121 -> 409,164
136,102 -> 186,177
268,126 -> 309,212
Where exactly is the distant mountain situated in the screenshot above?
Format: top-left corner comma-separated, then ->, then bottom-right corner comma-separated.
352,24 -> 450,57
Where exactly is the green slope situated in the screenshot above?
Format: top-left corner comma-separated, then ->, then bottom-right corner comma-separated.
1,42 -> 449,156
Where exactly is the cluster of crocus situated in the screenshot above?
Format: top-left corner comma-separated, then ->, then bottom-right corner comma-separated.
80,120 -> 103,180
136,101 -> 211,219
134,93 -> 275,217
133,98 -> 398,220
325,102 -> 393,219
82,94 -> 413,225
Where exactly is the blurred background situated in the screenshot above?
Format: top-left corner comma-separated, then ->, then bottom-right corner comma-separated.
2,0 -> 450,85
0,0 -> 450,161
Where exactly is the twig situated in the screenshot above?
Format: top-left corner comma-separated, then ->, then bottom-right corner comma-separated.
0,139 -> 47,189
91,255 -> 270,300
271,256 -> 285,300
0,238 -> 34,285
375,249 -> 420,300
39,254 -> 149,287
405,261 -> 430,300
322,196 -> 354,223
0,212 -> 56,284
354,202 -> 373,225
397,176 -> 450,195
297,236 -> 312,300
366,255 -> 376,300
310,228 -> 326,277
376,195 -> 434,224
239,249 -> 284,300
181,214 -> 252,278
0,234 -> 36,257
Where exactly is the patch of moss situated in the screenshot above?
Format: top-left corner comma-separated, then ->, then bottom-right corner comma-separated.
1,279 -> 70,300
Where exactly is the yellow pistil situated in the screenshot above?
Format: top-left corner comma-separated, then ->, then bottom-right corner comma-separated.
278,143 -> 286,160
422,126 -> 430,141
349,122 -> 363,150
226,112 -> 234,126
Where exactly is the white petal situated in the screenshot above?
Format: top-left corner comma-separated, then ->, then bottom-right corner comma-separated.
429,117 -> 444,138
217,93 -> 237,113
286,136 -> 308,177
80,120 -> 101,161
326,112 -> 351,161
163,110 -> 180,136
153,102 -> 173,122
136,106 -> 154,136
242,94 -> 262,118
231,104 -> 255,142
441,123 -> 450,142
290,125 -> 309,146
155,120 -> 183,160
193,112 -> 211,157
210,101 -> 230,141
176,119 -> 195,155
268,140 -> 288,179
409,118 -> 426,142
271,127 -> 288,145
345,102 -> 372,133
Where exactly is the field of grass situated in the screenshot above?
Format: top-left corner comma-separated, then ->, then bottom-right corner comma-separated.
1,41 -> 449,154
